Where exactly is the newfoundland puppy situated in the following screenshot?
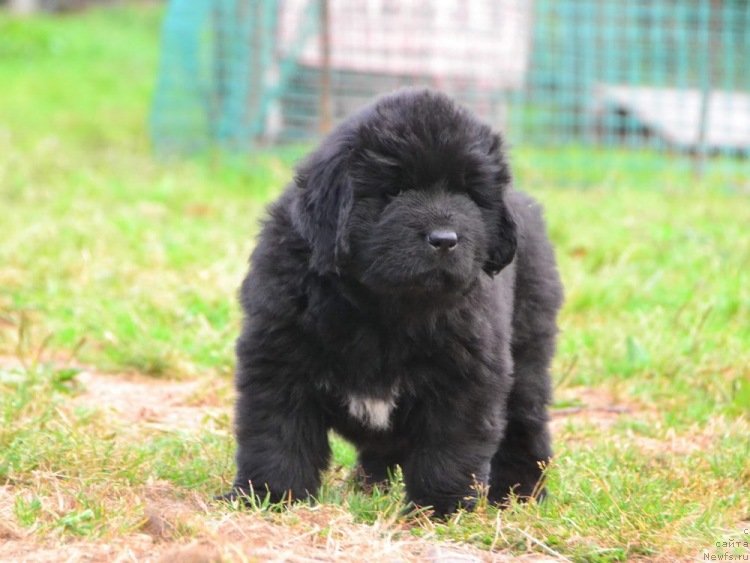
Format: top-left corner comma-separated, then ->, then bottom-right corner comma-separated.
225,89 -> 563,516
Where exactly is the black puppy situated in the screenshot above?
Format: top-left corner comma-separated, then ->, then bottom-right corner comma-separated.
226,89 -> 563,516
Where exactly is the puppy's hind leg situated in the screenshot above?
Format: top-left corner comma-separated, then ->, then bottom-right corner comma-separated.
488,335 -> 555,504
355,448 -> 401,490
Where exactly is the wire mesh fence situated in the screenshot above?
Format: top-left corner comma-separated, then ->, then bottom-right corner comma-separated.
151,0 -> 750,179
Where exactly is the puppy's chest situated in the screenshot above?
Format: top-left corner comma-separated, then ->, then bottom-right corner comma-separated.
330,342 -> 406,431
345,390 -> 400,430
327,329 -> 476,430
306,293 -> 490,429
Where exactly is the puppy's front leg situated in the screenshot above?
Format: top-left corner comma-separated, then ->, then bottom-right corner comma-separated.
402,441 -> 495,517
401,399 -> 501,519
228,378 -> 330,504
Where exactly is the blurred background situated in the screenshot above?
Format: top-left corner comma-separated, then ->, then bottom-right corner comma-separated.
150,0 -> 750,178
4,0 -> 748,181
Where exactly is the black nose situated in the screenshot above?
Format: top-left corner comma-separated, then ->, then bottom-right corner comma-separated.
427,230 -> 458,251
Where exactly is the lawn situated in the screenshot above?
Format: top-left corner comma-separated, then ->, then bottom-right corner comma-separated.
0,4 -> 748,561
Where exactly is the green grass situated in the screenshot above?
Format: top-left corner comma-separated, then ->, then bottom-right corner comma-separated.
1,5 -> 749,561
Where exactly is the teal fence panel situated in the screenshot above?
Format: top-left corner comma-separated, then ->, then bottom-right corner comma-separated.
151,0 -> 750,173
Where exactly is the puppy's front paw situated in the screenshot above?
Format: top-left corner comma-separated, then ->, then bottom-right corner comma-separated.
406,492 -> 477,519
215,487 -> 251,505
214,485 -> 271,508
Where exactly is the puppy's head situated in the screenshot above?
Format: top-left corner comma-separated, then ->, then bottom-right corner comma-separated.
293,89 -> 516,297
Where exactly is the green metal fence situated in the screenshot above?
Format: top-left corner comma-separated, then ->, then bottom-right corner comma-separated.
151,0 -> 750,177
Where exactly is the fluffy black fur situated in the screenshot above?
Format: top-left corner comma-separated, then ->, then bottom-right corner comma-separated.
225,89 -> 563,516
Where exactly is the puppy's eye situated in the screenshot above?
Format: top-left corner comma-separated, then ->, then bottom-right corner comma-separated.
467,188 -> 494,210
384,187 -> 403,200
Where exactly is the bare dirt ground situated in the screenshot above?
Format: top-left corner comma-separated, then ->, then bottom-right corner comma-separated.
1,364 -> 650,563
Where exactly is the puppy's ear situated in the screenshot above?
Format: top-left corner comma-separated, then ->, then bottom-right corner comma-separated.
292,145 -> 353,274
483,133 -> 517,276
483,200 -> 517,276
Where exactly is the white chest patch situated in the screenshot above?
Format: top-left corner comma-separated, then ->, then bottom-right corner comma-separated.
347,396 -> 396,430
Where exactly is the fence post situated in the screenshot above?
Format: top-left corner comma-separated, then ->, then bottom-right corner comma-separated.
318,0 -> 333,135
695,0 -> 720,178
